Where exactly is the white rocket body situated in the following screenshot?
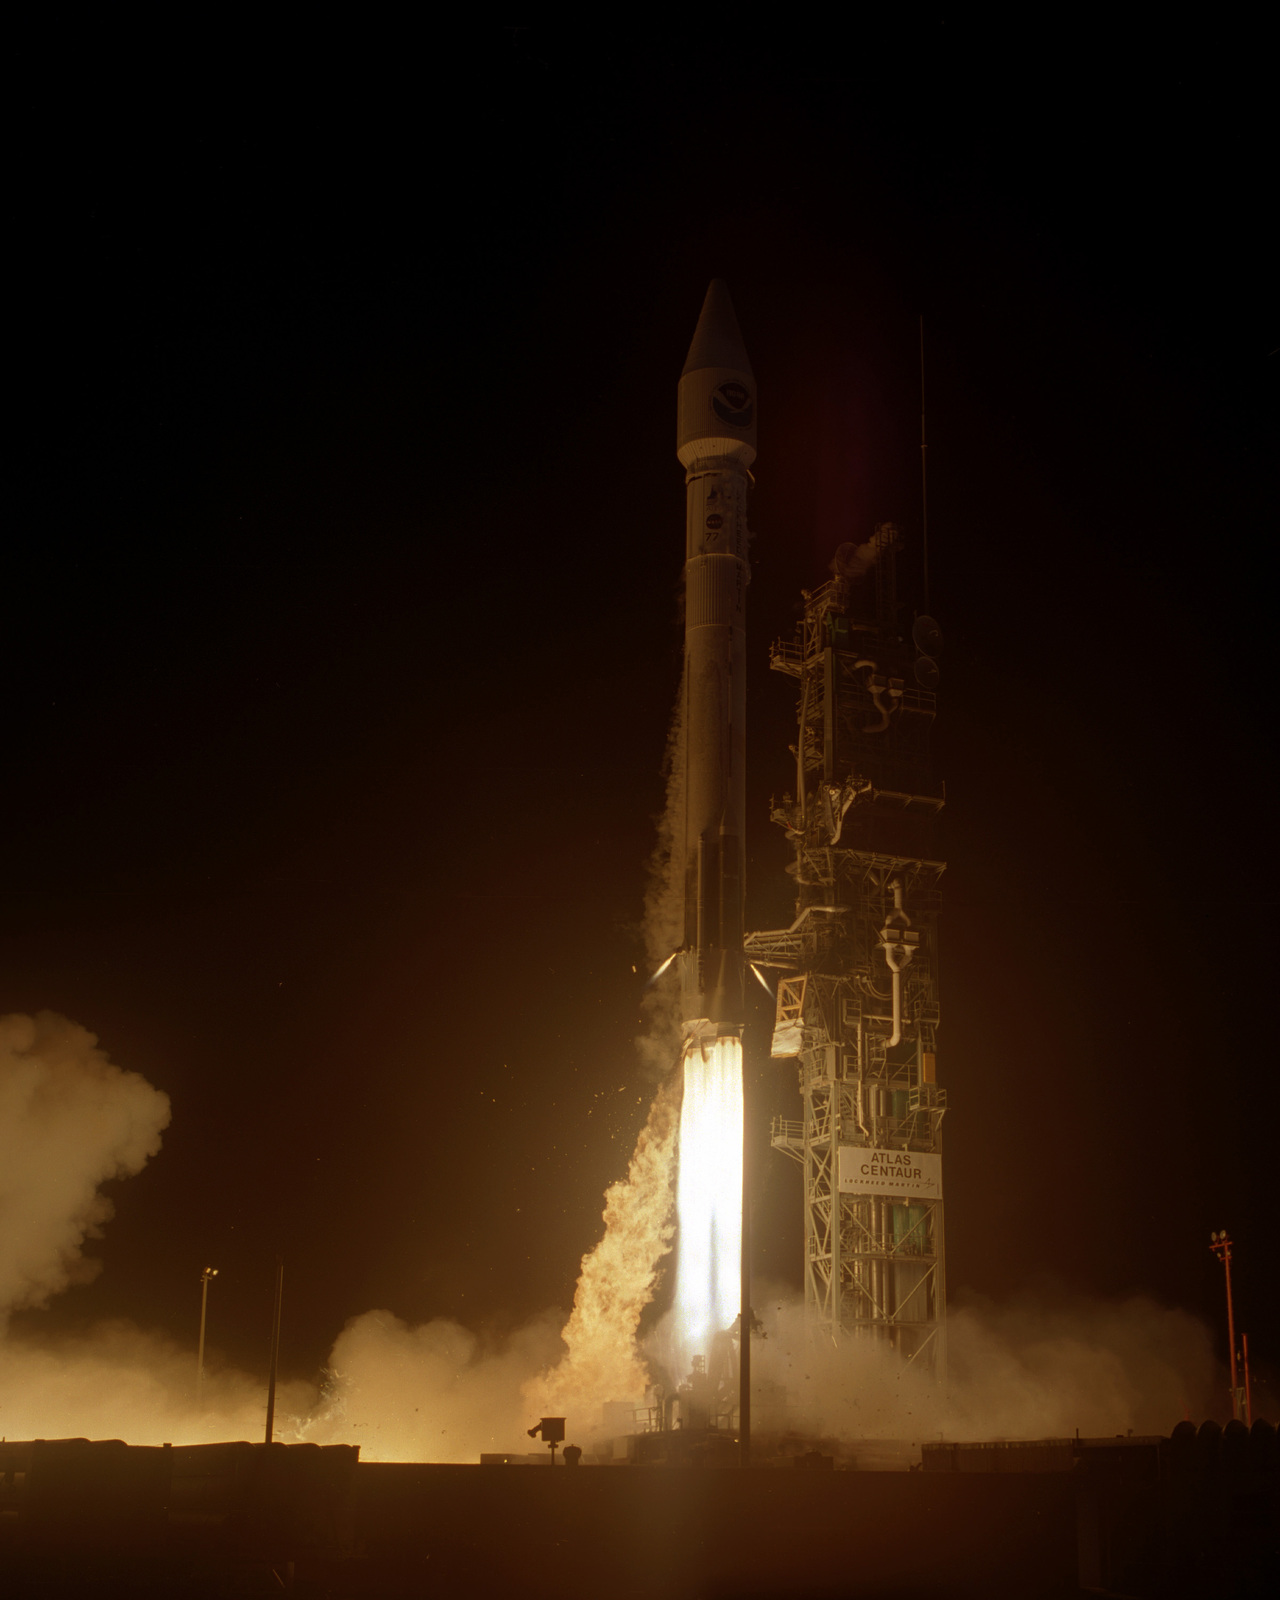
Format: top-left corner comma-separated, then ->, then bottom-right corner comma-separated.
677,281 -> 755,1037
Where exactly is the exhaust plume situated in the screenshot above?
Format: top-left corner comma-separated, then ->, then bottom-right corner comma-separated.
636,671 -> 686,1081
523,1077 -> 680,1426
670,1037 -> 742,1378
521,682 -> 691,1431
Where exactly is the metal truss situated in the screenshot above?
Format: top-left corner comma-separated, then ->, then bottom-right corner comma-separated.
753,530 -> 949,1376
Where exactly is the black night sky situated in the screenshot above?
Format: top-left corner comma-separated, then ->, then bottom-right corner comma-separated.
7,26 -> 1276,1408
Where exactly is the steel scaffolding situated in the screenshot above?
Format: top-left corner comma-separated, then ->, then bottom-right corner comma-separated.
747,527 -> 948,1371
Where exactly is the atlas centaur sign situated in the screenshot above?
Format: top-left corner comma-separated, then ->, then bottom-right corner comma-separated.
838,1146 -> 943,1199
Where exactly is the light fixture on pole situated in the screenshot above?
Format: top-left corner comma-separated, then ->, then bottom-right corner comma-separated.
1209,1232 -> 1244,1423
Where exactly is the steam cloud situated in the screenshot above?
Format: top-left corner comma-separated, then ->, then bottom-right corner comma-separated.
830,525 -> 895,583
749,1288 -> 1219,1446
306,1311 -> 564,1463
0,1007 -> 1232,1459
0,1001 -> 684,1458
301,1285 -> 1223,1459
0,1011 -> 314,1448
0,1011 -> 171,1323
0,1320 -> 312,1447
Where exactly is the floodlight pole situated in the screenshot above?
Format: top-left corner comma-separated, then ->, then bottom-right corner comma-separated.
1209,1232 -> 1240,1422
265,1257 -> 284,1445
196,1267 -> 218,1408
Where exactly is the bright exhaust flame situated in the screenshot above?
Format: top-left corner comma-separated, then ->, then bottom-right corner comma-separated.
672,1035 -> 742,1375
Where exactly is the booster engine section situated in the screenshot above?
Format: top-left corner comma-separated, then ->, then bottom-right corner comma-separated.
677,280 -> 755,1036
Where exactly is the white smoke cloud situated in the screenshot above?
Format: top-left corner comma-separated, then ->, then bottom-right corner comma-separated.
749,1286 -> 1218,1448
942,1287 -> 1218,1439
0,1005 -> 678,1458
0,1012 -> 296,1447
0,1319 -> 312,1446
0,1014 -> 1222,1462
0,1011 -> 171,1323
303,1309 -> 564,1462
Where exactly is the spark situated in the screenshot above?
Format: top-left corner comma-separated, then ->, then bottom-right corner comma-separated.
643,950 -> 679,990
749,962 -> 775,999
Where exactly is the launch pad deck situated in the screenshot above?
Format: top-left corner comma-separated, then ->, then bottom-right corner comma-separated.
3,1430 -> 1275,1598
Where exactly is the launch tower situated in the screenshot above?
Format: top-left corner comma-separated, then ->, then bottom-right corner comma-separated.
746,531 -> 948,1369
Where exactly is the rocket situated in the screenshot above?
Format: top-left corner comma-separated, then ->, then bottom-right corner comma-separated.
677,281 -> 755,1037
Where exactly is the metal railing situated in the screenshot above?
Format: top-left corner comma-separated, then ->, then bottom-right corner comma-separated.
771,1116 -> 804,1147
768,639 -> 803,675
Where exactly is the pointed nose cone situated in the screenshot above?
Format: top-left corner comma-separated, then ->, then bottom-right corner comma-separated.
683,279 -> 754,378
678,280 -> 757,467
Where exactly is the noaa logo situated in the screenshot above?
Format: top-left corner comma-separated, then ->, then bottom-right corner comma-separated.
711,380 -> 753,429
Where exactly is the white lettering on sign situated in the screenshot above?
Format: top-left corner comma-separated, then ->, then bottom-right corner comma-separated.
837,1145 -> 943,1199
